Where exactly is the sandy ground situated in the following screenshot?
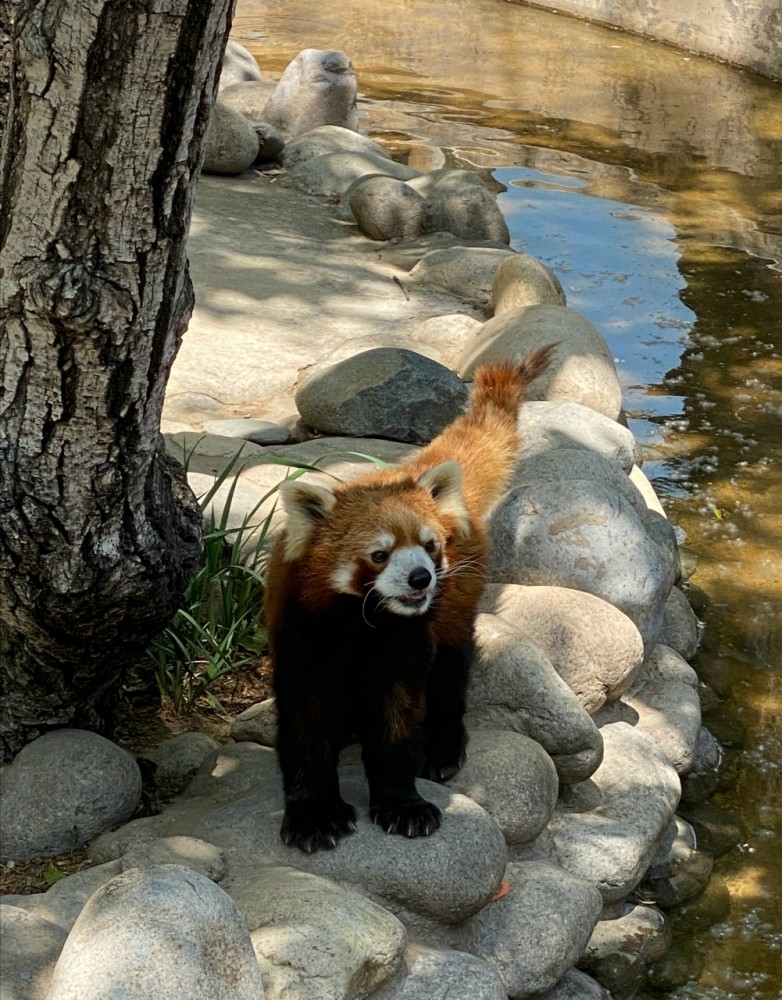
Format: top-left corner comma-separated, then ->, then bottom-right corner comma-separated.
164,171 -> 481,434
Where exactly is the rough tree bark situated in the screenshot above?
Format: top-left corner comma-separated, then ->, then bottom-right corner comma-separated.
0,0 -> 237,759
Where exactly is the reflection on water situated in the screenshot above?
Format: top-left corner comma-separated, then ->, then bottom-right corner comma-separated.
236,1 -> 781,994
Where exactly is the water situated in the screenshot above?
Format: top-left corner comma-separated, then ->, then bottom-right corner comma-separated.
234,1 -> 782,994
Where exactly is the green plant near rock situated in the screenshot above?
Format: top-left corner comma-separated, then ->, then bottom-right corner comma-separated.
149,445 -> 390,713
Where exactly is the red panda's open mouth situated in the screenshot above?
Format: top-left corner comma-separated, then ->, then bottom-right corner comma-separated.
398,591 -> 429,606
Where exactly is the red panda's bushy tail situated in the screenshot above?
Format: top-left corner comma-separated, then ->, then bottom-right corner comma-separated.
404,343 -> 557,518
469,343 -> 558,421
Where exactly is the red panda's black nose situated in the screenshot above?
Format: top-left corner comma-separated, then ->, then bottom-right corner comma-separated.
408,567 -> 432,591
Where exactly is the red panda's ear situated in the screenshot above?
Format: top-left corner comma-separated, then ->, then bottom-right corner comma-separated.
417,461 -> 470,536
279,479 -> 336,561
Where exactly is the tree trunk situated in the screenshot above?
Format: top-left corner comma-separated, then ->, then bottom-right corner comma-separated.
0,0 -> 236,760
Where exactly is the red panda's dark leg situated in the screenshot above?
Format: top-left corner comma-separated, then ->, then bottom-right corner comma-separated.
276,706 -> 358,852
361,735 -> 442,838
422,639 -> 472,782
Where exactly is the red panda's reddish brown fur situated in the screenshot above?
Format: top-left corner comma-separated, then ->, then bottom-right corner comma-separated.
265,344 -> 555,853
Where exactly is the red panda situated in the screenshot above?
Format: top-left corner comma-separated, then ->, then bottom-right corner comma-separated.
265,344 -> 556,852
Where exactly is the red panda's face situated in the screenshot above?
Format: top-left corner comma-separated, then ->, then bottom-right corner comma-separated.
280,460 -> 471,617
330,515 -> 447,617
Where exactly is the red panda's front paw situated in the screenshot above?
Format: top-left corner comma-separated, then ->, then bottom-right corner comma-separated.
280,798 -> 358,853
370,798 -> 442,838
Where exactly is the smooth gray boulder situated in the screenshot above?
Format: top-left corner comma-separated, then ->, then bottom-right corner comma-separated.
0,903 -> 69,1000
640,815 -> 713,908
492,253 -> 566,314
641,643 -> 699,686
281,124 -> 392,168
409,247 -> 515,312
480,584 -> 644,713
287,151 -> 419,201
447,729 -> 559,846
516,400 -> 641,472
407,170 -> 510,243
225,866 -> 405,1000
231,697 -> 279,746
120,836 -> 225,882
660,586 -> 700,659
578,902 -> 670,999
680,726 -> 724,804
469,613 -> 603,784
373,945 -> 508,1000
3,861 -> 124,936
594,678 -> 702,775
0,729 -> 141,862
220,40 -> 263,89
549,723 -> 681,902
262,48 -> 358,138
218,80 -> 278,120
43,865 -> 265,1000
203,103 -> 260,174
488,479 -> 673,643
140,731 -> 221,781
536,968 -> 610,1000
200,775 -> 507,924
349,170 -> 510,243
461,860 -> 603,999
294,348 -> 469,444
509,447 -> 649,520
461,306 -> 623,420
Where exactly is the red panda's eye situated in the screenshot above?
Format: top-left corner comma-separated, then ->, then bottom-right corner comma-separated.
424,539 -> 437,554
371,550 -> 389,564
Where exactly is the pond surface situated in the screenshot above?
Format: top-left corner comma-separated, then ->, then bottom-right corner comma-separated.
234,1 -> 782,995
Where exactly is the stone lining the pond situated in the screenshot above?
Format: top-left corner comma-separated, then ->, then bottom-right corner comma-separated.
0,54 -> 719,1000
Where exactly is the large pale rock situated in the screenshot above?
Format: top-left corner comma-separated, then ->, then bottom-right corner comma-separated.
220,40 -> 263,89
281,125 -> 393,168
492,252 -> 566,314
511,447 -> 649,520
0,904 -> 68,1000
294,348 -> 468,444
448,729 -> 559,846
199,775 -> 507,924
287,151 -> 418,202
203,103 -> 260,175
480,584 -> 644,713
407,170 -> 510,243
120,836 -> 225,882
218,80 -> 278,120
578,902 -> 670,999
461,860 -> 603,999
225,866 -> 405,1000
349,170 -> 510,243
549,723 -> 681,902
44,866 -> 265,1000
262,48 -> 358,138
469,614 -> 603,784
348,175 -> 429,240
594,678 -> 702,775
0,730 -> 141,862
461,306 -> 622,420
516,400 -> 641,472
488,479 -> 673,643
409,247 -> 515,311
372,945 -> 507,1000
